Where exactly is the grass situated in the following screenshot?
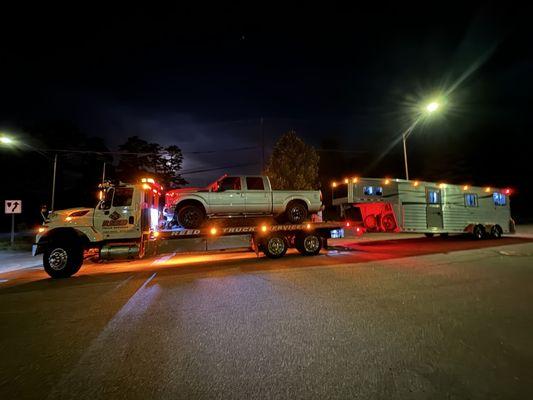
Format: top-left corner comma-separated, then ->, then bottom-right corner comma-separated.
0,236 -> 34,251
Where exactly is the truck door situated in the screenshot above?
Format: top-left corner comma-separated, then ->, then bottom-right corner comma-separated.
244,176 -> 271,214
94,186 -> 140,240
425,187 -> 443,229
208,176 -> 245,214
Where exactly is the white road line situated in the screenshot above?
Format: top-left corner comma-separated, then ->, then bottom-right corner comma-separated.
151,252 -> 176,265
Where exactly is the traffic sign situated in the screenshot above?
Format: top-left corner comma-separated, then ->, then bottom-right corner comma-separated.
5,200 -> 22,214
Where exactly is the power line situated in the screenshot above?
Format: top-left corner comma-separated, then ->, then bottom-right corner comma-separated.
181,162 -> 260,175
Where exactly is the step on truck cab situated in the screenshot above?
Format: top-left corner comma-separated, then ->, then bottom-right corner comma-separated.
34,178 -> 344,279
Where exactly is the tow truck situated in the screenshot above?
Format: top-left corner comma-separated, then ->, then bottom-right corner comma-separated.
33,178 -> 347,278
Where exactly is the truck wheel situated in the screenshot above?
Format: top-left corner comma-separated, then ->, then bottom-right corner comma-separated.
177,205 -> 205,229
263,234 -> 288,259
490,225 -> 503,239
473,225 -> 485,240
43,244 -> 83,278
296,233 -> 322,256
285,202 -> 308,224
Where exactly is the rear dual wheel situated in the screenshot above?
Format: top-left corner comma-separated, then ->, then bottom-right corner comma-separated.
262,234 -> 288,259
295,233 -> 323,256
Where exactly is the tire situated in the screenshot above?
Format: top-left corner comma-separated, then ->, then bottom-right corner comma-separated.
490,225 -> 503,239
285,201 -> 308,224
381,213 -> 396,232
262,234 -> 288,259
177,205 -> 205,229
424,233 -> 434,238
473,225 -> 485,240
296,233 -> 322,256
364,214 -> 377,231
43,244 -> 83,278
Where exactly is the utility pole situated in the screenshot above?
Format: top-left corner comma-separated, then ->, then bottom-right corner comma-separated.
51,154 -> 58,211
260,117 -> 265,173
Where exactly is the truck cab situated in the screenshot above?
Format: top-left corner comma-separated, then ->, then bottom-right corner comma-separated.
33,179 -> 162,278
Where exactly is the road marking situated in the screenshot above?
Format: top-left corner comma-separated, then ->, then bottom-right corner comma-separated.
151,253 -> 176,265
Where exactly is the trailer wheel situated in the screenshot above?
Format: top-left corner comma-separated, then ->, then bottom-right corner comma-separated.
285,201 -> 308,224
473,225 -> 485,240
262,234 -> 288,259
296,233 -> 322,256
177,205 -> 205,229
43,244 -> 83,278
490,225 -> 503,239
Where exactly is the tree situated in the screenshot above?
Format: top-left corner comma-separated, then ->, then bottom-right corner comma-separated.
116,136 -> 187,188
265,130 -> 319,190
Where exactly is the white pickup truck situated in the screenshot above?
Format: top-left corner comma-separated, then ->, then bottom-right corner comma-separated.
165,175 -> 323,228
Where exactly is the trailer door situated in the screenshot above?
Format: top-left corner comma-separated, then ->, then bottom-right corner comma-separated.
425,187 -> 443,229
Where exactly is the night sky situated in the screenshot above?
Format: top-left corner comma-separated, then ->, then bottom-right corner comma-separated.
1,3 -> 533,222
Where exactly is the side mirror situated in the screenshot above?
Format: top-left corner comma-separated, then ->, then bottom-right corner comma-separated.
40,205 -> 48,222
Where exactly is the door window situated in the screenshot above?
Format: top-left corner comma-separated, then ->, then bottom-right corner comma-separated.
113,187 -> 134,207
427,190 -> 440,204
219,177 -> 241,191
246,177 -> 265,190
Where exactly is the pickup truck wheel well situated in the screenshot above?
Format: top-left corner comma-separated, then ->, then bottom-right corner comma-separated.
286,199 -> 308,211
175,200 -> 206,216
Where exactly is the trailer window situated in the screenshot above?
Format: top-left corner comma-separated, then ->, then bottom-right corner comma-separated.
427,190 -> 440,204
246,177 -> 265,190
493,193 -> 507,206
363,186 -> 383,196
113,187 -> 134,207
464,193 -> 478,207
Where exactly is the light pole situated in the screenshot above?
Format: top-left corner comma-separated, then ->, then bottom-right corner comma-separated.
401,101 -> 440,180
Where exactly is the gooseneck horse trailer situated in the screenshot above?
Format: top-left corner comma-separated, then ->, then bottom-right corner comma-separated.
332,178 -> 514,238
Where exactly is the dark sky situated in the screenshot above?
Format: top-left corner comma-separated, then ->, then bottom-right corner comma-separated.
1,3 -> 532,192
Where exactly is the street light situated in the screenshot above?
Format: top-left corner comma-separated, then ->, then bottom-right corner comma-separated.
0,133 -> 59,210
0,135 -> 14,144
402,99 -> 442,180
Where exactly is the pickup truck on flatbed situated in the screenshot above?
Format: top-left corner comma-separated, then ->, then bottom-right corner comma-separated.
164,175 -> 323,228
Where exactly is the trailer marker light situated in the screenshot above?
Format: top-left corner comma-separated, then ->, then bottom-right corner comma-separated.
485,187 -> 491,193
331,182 -> 337,188
344,178 -> 349,184
210,227 -> 218,235
438,183 -> 445,188
261,225 -> 268,232
413,181 -> 419,187
352,177 -> 358,183
306,223 -> 311,229
384,178 -> 390,185
345,222 -> 351,227
153,231 -> 160,238
463,185 -> 469,191
504,188 -> 511,195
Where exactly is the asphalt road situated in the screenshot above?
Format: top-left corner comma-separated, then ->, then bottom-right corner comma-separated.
1,235 -> 533,399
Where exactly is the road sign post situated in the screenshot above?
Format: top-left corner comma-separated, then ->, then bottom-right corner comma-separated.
5,200 -> 22,247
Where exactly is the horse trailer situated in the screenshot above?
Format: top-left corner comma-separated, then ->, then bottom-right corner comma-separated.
332,178 -> 514,238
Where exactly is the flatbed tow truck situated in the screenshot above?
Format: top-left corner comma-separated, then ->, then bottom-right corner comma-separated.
33,178 -> 348,278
